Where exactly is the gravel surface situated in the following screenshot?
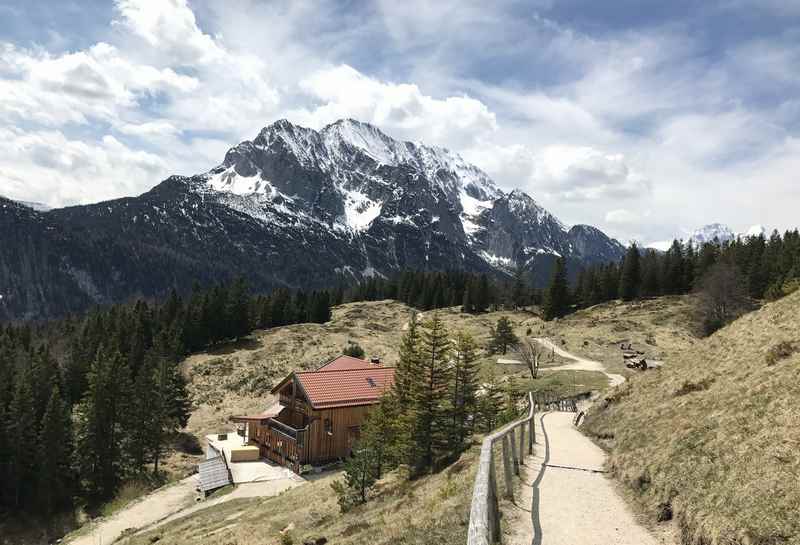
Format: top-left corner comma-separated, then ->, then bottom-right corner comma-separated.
506,412 -> 670,545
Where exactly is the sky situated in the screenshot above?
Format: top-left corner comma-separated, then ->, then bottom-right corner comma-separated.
1,0 -> 799,245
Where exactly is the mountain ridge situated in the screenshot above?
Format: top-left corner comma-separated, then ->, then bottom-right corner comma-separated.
0,118 -> 625,321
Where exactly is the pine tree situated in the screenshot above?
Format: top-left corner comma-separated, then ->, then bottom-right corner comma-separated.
477,368 -> 504,432
74,348 -> 134,499
408,315 -> 453,474
619,244 -> 642,301
543,257 -> 569,320
394,313 -> 420,405
37,386 -> 73,516
511,266 -> 528,309
7,366 -> 36,507
450,332 -> 479,449
226,277 -> 251,340
489,316 -> 519,355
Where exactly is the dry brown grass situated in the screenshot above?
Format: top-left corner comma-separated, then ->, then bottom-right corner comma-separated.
537,295 -> 696,376
127,446 -> 483,545
583,291 -> 800,545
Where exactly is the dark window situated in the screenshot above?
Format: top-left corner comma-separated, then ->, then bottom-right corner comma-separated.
324,418 -> 333,435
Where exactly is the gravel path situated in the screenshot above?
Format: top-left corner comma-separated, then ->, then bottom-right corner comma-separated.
66,477 -> 198,545
506,412 -> 667,545
66,474 -> 302,545
533,337 -> 625,387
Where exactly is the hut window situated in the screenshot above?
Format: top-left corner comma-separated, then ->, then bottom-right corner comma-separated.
324,418 -> 333,435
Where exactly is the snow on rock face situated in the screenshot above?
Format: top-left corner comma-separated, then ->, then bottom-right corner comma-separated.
341,190 -> 382,231
744,224 -> 767,238
690,223 -> 736,246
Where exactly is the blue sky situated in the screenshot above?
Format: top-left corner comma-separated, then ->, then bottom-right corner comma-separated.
1,0 -> 799,244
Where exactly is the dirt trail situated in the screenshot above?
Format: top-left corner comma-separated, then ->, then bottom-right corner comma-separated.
66,475 -> 302,545
66,477 -> 198,545
506,412 -> 670,545
534,337 -> 625,387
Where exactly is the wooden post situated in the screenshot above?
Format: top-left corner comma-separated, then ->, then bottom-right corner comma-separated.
489,451 -> 500,542
529,418 -> 535,451
509,428 -> 519,476
501,436 -> 514,500
518,424 -> 525,464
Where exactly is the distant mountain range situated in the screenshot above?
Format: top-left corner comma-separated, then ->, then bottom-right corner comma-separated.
647,223 -> 768,251
0,119 -> 625,321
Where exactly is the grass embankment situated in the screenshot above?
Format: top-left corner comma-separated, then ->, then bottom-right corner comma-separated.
583,291 -> 800,545
128,447 -> 483,545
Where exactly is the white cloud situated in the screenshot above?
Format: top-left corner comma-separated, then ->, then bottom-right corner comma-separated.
292,65 -> 497,149
117,120 -> 181,137
605,209 -> 643,224
113,0 -> 224,64
0,42 -> 197,127
0,127 -> 167,206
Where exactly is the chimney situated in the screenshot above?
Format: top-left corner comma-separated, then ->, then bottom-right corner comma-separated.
370,356 -> 381,365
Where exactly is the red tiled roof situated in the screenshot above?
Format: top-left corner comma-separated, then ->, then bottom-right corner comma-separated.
316,355 -> 377,371
295,367 -> 395,409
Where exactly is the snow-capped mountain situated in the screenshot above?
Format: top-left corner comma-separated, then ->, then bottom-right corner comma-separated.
689,223 -> 736,246
0,119 -> 625,320
648,222 -> 770,251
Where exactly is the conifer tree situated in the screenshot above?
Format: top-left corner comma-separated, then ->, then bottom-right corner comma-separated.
511,266 -> 528,309
7,366 -> 35,507
226,277 -> 250,340
450,332 -> 479,449
477,368 -> 504,432
408,315 -> 453,474
543,257 -> 569,320
74,349 -> 133,499
37,386 -> 73,516
619,244 -> 642,301
489,316 -> 519,354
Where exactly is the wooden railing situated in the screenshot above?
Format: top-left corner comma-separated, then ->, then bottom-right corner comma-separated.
467,392 -> 535,545
467,391 -> 585,545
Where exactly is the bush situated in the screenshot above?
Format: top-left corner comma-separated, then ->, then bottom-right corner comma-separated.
765,341 -> 797,366
673,378 -> 714,397
343,342 -> 366,359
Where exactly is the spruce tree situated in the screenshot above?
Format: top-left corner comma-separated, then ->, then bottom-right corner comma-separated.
226,277 -> 251,340
619,244 -> 642,301
543,257 -> 569,320
408,315 -> 453,474
511,266 -> 528,309
450,332 -> 479,449
7,366 -> 35,507
489,316 -> 518,354
37,386 -> 73,516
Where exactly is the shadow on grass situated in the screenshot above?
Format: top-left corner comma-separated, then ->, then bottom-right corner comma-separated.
207,337 -> 263,355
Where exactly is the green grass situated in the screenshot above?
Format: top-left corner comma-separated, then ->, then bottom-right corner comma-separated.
505,369 -> 612,399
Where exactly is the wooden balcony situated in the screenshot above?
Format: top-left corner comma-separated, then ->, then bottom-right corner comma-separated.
253,418 -> 311,472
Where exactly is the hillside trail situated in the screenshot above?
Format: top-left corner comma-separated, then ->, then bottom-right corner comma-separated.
534,337 -> 625,387
66,475 -> 301,545
505,411 -> 670,545
503,341 -> 671,545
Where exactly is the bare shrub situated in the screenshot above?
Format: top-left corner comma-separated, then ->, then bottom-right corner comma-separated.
765,341 -> 798,366
693,262 -> 752,336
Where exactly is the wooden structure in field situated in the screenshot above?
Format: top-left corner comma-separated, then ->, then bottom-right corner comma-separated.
231,356 -> 394,473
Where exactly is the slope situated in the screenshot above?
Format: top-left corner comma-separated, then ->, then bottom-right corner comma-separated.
583,291 -> 800,545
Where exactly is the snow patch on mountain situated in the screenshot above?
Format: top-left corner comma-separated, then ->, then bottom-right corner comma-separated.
690,223 -> 736,246
744,224 -> 766,238
342,190 -> 382,231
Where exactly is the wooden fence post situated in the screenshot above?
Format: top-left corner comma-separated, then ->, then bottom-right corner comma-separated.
518,424 -> 525,464
529,418 -> 535,451
501,435 -> 514,500
488,448 -> 500,542
509,427 -> 519,476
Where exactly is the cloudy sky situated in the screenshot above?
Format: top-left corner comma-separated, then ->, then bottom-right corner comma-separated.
1,0 -> 799,244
